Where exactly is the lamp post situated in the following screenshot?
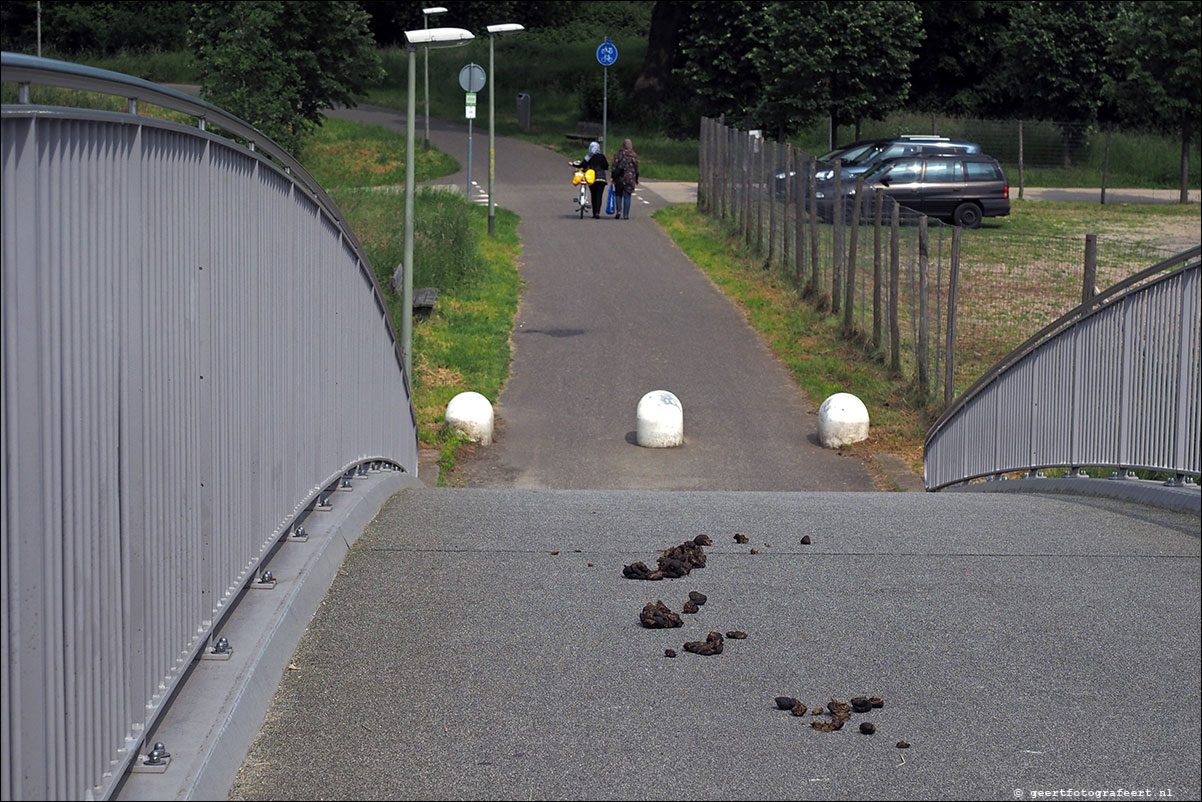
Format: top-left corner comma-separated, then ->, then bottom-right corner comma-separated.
486,23 -> 524,237
403,27 -> 473,381
421,7 -> 448,151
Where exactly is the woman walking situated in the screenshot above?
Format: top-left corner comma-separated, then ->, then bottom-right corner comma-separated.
610,138 -> 639,219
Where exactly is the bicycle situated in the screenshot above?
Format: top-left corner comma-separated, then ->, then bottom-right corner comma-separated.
570,160 -> 597,219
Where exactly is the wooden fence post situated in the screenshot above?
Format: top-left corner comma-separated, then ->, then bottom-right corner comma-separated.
1083,233 -> 1098,305
809,157 -> 820,296
782,142 -> 791,274
873,188 -> 884,352
844,174 -> 865,332
832,160 -> 844,314
1018,120 -> 1025,200
794,149 -> 805,285
767,139 -> 777,268
744,132 -> 753,247
944,227 -> 962,408
890,202 -> 901,375
918,216 -> 930,396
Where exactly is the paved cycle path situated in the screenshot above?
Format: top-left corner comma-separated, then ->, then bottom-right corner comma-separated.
329,105 -> 874,491
218,110 -> 1201,802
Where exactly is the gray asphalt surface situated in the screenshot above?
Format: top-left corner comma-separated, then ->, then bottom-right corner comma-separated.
228,109 -> 1201,801
231,489 -> 1201,801
327,105 -> 873,491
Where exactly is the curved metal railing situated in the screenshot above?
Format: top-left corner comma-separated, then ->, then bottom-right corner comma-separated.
924,245 -> 1201,491
2,53 -> 417,800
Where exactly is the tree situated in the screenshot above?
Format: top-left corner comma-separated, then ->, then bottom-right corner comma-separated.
189,1 -> 382,155
1,0 -> 191,55
1109,0 -> 1201,202
673,1 -> 770,128
823,1 -> 924,143
908,0 -> 1012,116
982,0 -> 1123,167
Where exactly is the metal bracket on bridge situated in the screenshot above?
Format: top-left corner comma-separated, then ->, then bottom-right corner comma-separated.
251,570 -> 277,590
130,742 -> 171,774
201,637 -> 233,661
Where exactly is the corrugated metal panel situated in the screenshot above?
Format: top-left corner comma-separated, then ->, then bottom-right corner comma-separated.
925,258 -> 1200,489
2,108 -> 416,800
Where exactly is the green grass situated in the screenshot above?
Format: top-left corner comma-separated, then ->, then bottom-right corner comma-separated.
301,116 -> 457,189
302,122 -> 520,484
653,204 -> 931,471
75,49 -> 200,83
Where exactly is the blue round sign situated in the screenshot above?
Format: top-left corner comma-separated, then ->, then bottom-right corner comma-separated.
596,40 -> 618,66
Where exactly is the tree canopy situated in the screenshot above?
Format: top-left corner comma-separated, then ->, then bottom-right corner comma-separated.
189,0 -> 382,154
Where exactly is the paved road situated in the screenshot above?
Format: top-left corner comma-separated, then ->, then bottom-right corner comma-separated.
230,489 -> 1200,801
225,111 -> 1201,801
329,105 -> 873,491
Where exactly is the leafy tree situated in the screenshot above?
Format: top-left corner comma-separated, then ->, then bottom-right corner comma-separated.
1,0 -> 191,55
982,0 -> 1123,167
753,3 -> 835,138
908,0 -> 1012,116
189,1 -> 382,155
1108,0 -> 1201,201
673,1 -> 771,128
823,0 -> 923,141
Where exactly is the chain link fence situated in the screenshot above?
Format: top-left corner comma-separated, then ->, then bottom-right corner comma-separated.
698,117 -> 1179,412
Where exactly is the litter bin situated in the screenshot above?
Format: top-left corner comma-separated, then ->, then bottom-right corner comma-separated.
516,92 -> 532,131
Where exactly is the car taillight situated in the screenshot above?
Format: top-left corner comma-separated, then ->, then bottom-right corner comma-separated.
1004,184 -> 1010,199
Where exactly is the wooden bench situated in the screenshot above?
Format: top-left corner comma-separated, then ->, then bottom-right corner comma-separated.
564,121 -> 604,144
412,287 -> 438,313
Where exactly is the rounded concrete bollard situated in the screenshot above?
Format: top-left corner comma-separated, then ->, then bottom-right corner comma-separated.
636,390 -> 683,448
817,392 -> 870,448
445,391 -> 494,446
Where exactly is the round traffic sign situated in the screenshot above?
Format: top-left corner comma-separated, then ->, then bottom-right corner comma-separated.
458,63 -> 486,92
596,40 -> 618,66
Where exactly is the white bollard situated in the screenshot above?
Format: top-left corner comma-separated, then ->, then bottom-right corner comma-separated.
636,390 -> 684,448
445,391 -> 494,446
817,392 -> 869,448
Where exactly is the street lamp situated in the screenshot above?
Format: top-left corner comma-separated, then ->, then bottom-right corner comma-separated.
486,23 -> 524,237
402,26 -> 473,381
421,7 -> 448,151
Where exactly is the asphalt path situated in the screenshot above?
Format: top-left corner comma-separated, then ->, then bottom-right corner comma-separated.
225,110 -> 1201,802
230,489 -> 1201,801
327,105 -> 873,491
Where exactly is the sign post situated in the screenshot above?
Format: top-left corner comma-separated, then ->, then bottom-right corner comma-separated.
458,63 -> 487,196
596,38 -> 617,154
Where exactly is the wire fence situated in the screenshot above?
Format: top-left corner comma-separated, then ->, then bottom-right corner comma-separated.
697,116 -> 1180,412
826,114 -> 1199,198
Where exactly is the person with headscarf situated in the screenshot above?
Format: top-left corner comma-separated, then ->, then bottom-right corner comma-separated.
610,138 -> 639,220
574,140 -> 609,218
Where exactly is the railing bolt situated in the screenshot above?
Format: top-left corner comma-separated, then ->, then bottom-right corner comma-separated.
211,637 -> 231,655
259,570 -> 274,584
317,494 -> 332,510
341,474 -> 353,489
144,744 -> 168,766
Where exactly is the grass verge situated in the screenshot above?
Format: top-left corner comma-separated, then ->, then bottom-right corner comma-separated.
302,118 -> 521,484
653,204 -> 931,472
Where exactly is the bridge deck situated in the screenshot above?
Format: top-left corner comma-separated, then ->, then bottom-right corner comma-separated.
223,488 -> 1200,800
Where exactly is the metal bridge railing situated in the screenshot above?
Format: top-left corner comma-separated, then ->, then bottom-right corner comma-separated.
923,246 -> 1200,491
1,53 -> 417,800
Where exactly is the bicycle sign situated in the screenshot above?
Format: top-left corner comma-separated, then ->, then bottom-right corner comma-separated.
596,38 -> 617,66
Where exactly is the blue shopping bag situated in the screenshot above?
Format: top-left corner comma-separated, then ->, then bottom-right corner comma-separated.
605,185 -> 615,215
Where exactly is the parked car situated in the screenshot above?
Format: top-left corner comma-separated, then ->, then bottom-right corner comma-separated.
815,153 -> 1011,228
815,135 -> 982,181
775,135 -> 982,197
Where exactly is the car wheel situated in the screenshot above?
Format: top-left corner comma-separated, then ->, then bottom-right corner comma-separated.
953,202 -> 982,229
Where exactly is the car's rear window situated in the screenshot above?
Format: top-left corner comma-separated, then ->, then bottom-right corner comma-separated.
923,160 -> 963,181
965,161 -> 1003,181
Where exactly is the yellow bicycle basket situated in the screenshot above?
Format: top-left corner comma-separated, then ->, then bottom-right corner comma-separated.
573,169 -> 596,186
